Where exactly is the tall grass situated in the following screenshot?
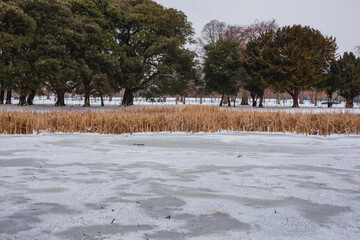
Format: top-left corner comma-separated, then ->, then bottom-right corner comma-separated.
0,106 -> 359,136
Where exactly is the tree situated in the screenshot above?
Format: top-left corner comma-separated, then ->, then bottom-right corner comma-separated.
116,0 -> 194,106
355,46 -> 360,57
261,25 -> 337,107
0,0 -> 35,105
244,28 -> 276,108
337,52 -> 360,108
198,20 -> 226,46
204,39 -> 243,106
224,19 -> 278,51
18,0 -> 85,106
67,0 -> 123,106
317,59 -> 340,108
144,46 -> 198,101
224,20 -> 278,106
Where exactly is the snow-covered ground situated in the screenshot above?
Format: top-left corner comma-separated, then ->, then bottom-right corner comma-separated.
1,132 -> 360,239
6,96 -> 360,108
2,96 -> 360,114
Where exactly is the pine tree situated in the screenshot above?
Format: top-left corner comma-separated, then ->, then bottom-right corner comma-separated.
0,0 -> 35,105
337,52 -> 360,108
204,39 -> 243,106
261,25 -> 337,107
244,32 -> 274,108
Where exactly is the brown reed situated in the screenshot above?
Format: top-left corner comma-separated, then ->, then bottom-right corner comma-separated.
0,106 -> 359,136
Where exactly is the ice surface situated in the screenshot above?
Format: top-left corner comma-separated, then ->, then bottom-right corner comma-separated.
0,132 -> 360,239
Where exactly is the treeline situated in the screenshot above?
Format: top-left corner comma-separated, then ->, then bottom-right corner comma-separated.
201,20 -> 360,108
0,0 -> 197,107
1,1 -> 360,109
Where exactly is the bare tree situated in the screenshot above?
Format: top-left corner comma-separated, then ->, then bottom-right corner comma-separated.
224,19 -> 278,50
355,46 -> 360,57
198,20 -> 227,46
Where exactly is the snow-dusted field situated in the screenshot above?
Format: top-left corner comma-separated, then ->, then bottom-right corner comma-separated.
2,97 -> 360,114
3,96 -> 360,111
1,132 -> 360,239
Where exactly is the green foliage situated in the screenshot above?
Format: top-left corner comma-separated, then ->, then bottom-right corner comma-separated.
204,39 -> 243,99
146,41 -> 198,98
116,0 -> 194,105
316,59 -> 341,107
0,0 -> 35,95
244,32 -> 274,107
260,25 -> 337,107
1,0 -> 196,107
17,0 -> 82,104
337,52 -> 360,108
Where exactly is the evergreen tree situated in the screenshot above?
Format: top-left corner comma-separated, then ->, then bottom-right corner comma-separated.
145,44 -> 198,101
244,32 -> 274,108
67,0 -> 123,106
317,59 -> 341,108
0,0 -> 35,105
337,52 -> 360,108
116,0 -> 194,106
204,39 -> 243,106
18,0 -> 83,106
261,25 -> 337,107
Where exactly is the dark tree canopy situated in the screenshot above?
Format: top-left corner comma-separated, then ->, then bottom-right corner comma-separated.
0,0 -> 35,105
244,32 -> 274,108
337,52 -> 360,108
260,25 -> 337,107
117,0 -> 194,105
316,59 -> 341,108
204,39 -> 243,106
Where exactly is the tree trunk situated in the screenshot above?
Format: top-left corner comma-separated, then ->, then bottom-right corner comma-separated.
219,93 -> 224,107
109,96 -> 112,102
83,93 -> 91,107
228,95 -> 231,107
122,88 -> 134,106
233,96 -> 237,107
0,90 -> 4,105
55,92 -> 66,106
0,81 -> 4,104
345,97 -> 354,108
299,93 -> 304,104
327,94 -> 333,108
290,91 -> 300,108
200,95 -> 203,105
101,96 -> 105,107
6,90 -> 12,104
259,95 -> 264,108
241,90 -> 249,105
183,96 -> 186,105
277,93 -> 281,105
27,90 -> 36,105
19,95 -> 27,106
310,92 -> 315,104
250,92 -> 257,107
314,92 -> 318,107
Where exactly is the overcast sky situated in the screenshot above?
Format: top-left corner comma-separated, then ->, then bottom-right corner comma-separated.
154,0 -> 360,55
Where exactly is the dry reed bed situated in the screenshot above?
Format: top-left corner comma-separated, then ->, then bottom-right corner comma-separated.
0,106 -> 359,136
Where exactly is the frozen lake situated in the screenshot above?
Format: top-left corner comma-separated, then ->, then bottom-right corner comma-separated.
1,132 -> 360,239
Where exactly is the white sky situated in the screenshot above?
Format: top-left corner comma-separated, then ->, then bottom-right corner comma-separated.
154,0 -> 360,55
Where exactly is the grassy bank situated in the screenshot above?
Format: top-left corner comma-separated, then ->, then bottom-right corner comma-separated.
0,106 -> 359,136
